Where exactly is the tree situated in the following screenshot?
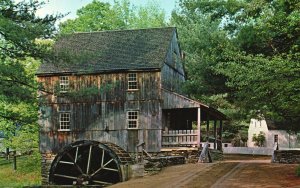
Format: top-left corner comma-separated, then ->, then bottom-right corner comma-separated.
0,0 -> 59,59
171,0 -> 249,140
215,0 -> 300,127
128,1 -> 166,29
59,0 -> 167,34
172,0 -> 300,128
58,0 -> 124,33
0,0 -> 60,108
0,0 -> 60,165
171,5 -> 231,101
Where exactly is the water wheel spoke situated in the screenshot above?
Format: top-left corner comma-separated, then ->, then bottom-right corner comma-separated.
103,158 -> 114,167
54,174 -> 78,180
75,146 -> 79,163
101,149 -> 105,167
86,145 -> 92,174
90,167 -> 103,177
92,180 -> 113,185
66,152 -> 84,175
59,161 -> 74,165
103,167 -> 119,172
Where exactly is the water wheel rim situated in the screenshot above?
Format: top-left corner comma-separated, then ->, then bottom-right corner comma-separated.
49,140 -> 125,186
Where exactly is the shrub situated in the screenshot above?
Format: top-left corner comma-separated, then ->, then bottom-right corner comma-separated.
252,131 -> 266,147
19,150 -> 41,174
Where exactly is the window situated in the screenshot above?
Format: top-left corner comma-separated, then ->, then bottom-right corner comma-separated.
59,112 -> 70,131
60,76 -> 69,93
274,135 -> 278,143
128,73 -> 138,90
127,111 -> 138,129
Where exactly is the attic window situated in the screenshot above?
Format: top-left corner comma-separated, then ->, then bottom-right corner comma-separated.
127,111 -> 138,129
60,76 -> 69,93
128,73 -> 138,90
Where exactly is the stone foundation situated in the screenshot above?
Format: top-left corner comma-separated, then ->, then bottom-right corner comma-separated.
41,153 -> 56,185
272,150 -> 300,164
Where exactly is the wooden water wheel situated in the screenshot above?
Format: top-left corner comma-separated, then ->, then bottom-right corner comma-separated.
49,140 -> 132,186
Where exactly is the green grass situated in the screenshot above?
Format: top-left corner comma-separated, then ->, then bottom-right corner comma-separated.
296,165 -> 300,177
0,156 -> 41,187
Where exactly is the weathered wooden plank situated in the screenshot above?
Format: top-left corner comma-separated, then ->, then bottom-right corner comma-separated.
38,71 -> 162,154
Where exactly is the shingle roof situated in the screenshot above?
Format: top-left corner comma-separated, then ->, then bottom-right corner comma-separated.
37,27 -> 176,75
266,119 -> 290,130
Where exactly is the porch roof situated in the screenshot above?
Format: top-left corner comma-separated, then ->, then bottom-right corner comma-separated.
162,88 -> 227,120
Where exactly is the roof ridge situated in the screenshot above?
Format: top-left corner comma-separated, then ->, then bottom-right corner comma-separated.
63,27 -> 176,35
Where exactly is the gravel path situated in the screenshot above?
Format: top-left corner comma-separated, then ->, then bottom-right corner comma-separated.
110,163 -> 215,188
110,155 -> 300,188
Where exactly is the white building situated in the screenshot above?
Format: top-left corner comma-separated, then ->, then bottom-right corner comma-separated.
248,119 -> 300,149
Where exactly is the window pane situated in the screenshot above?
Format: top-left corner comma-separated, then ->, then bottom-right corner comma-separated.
128,121 -> 137,128
59,113 -> 70,130
128,73 -> 137,90
60,76 -> 69,92
127,111 -> 138,129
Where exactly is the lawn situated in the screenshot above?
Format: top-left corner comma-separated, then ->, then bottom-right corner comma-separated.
0,156 -> 41,187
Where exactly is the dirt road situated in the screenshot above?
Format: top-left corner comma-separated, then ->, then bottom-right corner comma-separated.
110,155 -> 300,188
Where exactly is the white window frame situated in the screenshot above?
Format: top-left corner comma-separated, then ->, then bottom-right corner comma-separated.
128,73 -> 138,90
60,76 -> 69,93
127,111 -> 139,129
59,112 -> 71,131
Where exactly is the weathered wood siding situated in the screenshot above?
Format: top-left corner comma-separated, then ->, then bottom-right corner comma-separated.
38,71 -> 162,153
161,89 -> 201,109
161,30 -> 185,93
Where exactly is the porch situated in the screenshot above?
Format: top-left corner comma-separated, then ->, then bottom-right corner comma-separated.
161,89 -> 226,151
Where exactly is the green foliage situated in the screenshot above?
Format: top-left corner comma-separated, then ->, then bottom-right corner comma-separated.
51,80 -> 121,101
0,0 -> 61,59
223,120 -> 248,144
0,0 -> 59,122
252,131 -> 266,147
0,57 -> 39,153
59,0 -> 167,34
128,1 -> 166,29
0,1 -> 58,166
172,12 -> 231,99
296,165 -> 300,177
19,151 -> 41,174
216,52 -> 300,128
59,0 -> 122,33
173,0 -> 300,129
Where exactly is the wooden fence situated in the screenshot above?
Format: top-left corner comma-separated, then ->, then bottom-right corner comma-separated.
162,130 -> 198,147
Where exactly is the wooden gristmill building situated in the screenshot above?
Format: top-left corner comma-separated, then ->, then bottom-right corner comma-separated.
36,27 -> 226,186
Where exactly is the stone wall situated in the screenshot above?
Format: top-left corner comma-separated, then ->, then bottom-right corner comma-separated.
41,153 -> 56,185
272,150 -> 300,164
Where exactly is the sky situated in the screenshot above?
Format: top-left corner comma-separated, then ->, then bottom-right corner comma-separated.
18,0 -> 178,23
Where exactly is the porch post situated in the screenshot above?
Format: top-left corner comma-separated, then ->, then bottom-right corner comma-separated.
197,107 -> 201,148
219,120 -> 223,151
206,114 -> 209,142
214,120 -> 217,149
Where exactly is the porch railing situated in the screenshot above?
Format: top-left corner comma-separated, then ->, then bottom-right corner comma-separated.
162,130 -> 198,147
